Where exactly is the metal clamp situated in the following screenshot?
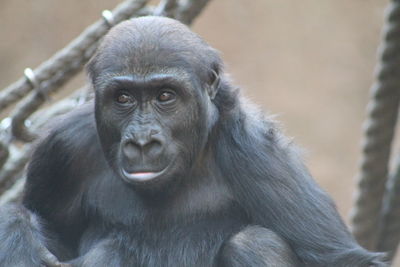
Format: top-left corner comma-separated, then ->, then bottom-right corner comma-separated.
102,10 -> 115,27
24,68 -> 39,89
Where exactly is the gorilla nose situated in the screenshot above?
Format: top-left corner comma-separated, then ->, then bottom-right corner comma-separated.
122,132 -> 163,160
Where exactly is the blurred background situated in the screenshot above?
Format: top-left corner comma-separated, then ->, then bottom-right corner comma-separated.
0,0 -> 392,261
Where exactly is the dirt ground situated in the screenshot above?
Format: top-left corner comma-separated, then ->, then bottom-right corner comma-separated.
0,0 -> 394,263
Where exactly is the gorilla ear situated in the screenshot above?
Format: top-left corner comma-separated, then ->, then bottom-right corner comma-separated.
207,65 -> 220,100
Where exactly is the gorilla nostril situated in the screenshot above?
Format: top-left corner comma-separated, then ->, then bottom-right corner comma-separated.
122,141 -> 141,159
144,140 -> 162,154
122,138 -> 163,160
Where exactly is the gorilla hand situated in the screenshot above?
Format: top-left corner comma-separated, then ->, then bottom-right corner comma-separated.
0,204 -> 70,267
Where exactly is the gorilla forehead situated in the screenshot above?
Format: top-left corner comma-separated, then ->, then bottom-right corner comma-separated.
89,16 -> 221,80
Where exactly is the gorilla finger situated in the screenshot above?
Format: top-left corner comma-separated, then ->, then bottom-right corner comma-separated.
37,245 -> 70,267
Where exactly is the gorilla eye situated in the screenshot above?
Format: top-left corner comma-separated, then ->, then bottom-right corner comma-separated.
157,91 -> 176,103
116,93 -> 133,104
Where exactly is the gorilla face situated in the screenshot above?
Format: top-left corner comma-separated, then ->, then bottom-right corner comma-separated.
87,17 -> 221,187
95,71 -> 209,186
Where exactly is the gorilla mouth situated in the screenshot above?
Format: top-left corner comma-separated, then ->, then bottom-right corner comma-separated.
121,167 -> 168,182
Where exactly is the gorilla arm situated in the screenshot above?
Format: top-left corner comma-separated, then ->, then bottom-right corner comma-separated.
0,204 -> 70,267
213,99 -> 386,266
0,106 -> 96,266
218,225 -> 299,266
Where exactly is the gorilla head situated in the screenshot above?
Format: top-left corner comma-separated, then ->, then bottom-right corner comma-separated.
87,17 -> 224,188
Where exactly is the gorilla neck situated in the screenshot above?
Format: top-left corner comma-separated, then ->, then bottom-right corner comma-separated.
170,157 -> 233,217
133,151 -> 233,219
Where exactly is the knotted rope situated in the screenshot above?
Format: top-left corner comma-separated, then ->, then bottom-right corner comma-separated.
351,0 -> 400,258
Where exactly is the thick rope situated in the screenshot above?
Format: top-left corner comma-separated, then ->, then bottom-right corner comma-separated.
10,45 -> 96,141
0,90 -> 88,195
0,0 -> 149,113
376,154 -> 400,260
176,0 -> 211,25
8,0 -> 150,142
154,0 -> 178,17
0,141 -> 8,169
0,177 -> 25,205
351,0 -> 400,251
0,145 -> 32,195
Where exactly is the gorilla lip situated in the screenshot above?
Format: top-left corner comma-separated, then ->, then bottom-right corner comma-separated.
122,169 -> 166,182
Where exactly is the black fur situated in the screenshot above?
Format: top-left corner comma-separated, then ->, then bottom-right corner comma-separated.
0,16 -> 386,267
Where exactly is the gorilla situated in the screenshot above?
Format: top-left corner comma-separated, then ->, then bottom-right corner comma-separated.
0,16 -> 386,266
